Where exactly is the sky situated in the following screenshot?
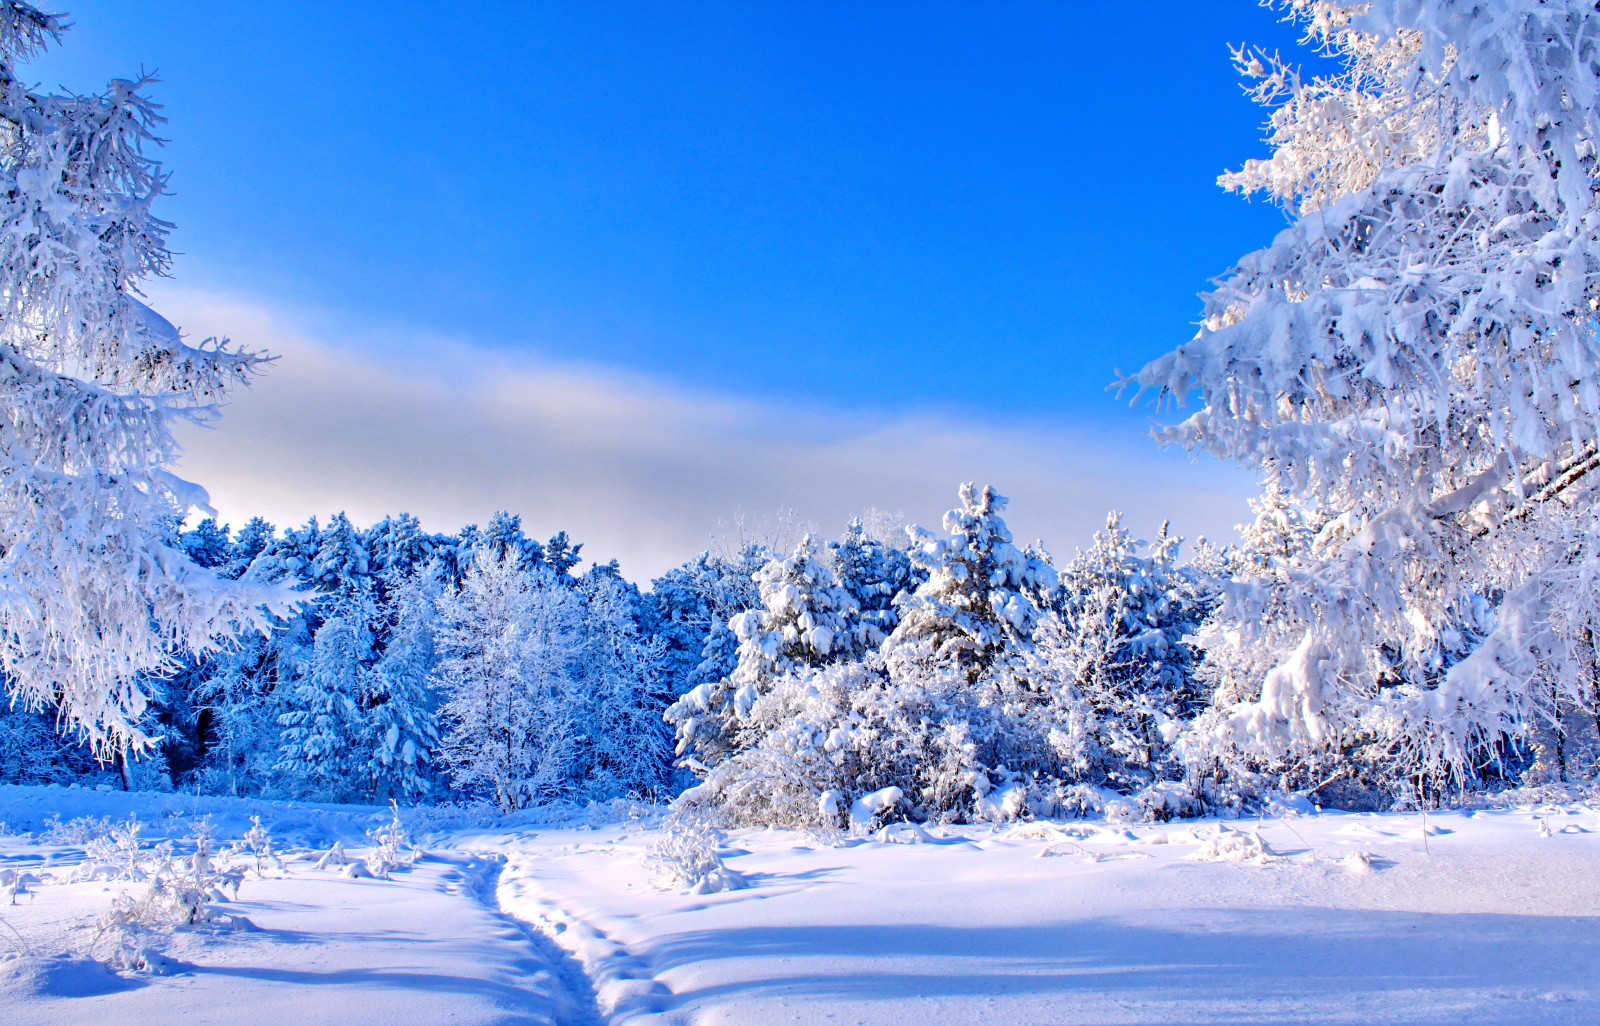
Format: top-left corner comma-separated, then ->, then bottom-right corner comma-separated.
31,2 -> 1317,578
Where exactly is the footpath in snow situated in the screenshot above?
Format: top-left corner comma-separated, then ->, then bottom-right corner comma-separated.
0,784 -> 1597,1025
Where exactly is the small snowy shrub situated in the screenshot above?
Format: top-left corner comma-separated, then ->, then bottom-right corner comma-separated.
365,803 -> 419,879
41,814 -> 114,846
74,819 -> 168,883
225,816 -> 283,878
644,812 -> 746,894
92,829 -> 248,973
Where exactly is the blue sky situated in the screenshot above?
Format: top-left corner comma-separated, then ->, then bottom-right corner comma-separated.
33,2 -> 1316,575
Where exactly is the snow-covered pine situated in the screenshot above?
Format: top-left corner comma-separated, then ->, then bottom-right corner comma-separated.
274,589 -> 375,801
1026,513 -> 1210,796
829,517 -> 921,641
1131,0 -> 1600,785
433,553 -> 583,811
273,514 -> 378,799
364,565 -> 442,803
883,483 -> 1050,689
478,510 -> 543,571
0,4 -> 284,755
667,534 -> 865,768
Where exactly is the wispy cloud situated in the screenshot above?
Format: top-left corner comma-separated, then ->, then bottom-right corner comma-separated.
155,286 -> 1257,579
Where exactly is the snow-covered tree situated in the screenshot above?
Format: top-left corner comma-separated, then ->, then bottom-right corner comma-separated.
366,512 -> 438,586
1132,1 -> 1600,785
830,517 -> 920,640
274,589 -> 374,801
884,484 -> 1050,689
668,535 -> 866,767
0,5 -> 283,754
362,565 -> 441,802
576,568 -> 672,798
648,544 -> 766,698
479,510 -> 543,571
1025,514 -> 1210,794
433,554 -> 583,811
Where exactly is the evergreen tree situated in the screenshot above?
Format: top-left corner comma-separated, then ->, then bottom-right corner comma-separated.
668,536 -> 864,767
884,484 -> 1050,689
1027,514 -> 1210,793
577,570 -> 673,798
544,531 -> 583,577
365,568 -> 441,802
273,594 -> 374,801
273,513 -> 376,799
0,5 -> 282,753
180,519 -> 233,571
222,517 -> 275,580
829,518 -> 920,641
479,511 -> 543,571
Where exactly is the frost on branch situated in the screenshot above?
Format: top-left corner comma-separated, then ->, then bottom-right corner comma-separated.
0,4 -> 286,755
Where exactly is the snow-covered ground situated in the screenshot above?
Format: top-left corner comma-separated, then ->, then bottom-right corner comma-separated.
1,785 -> 1596,1025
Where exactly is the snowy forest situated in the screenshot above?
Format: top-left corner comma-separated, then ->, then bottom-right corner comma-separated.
5,0 -> 1600,830
3,476 -> 1592,821
6,2 -> 1600,1021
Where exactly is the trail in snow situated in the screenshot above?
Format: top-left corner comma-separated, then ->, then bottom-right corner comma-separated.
477,804 -> 1600,1026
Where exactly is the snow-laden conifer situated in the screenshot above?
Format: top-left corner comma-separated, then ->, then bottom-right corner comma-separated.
884,484 -> 1050,689
1133,0 -> 1600,783
829,518 -> 919,640
667,535 -> 864,767
1025,514 -> 1209,795
0,4 -> 284,754
365,567 -> 441,802
576,568 -> 673,798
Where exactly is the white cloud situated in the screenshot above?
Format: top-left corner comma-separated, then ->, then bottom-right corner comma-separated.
154,285 -> 1258,580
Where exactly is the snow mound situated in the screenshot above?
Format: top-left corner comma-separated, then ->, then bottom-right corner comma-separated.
0,954 -> 140,999
1187,827 -> 1276,864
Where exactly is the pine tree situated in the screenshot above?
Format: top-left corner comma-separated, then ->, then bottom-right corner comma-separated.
366,512 -> 438,585
221,517 -> 275,580
668,536 -> 864,767
365,567 -> 441,802
830,518 -> 920,641
1029,514 -> 1210,793
273,513 -> 376,799
479,511 -> 543,571
884,484 -> 1050,689
544,531 -> 583,577
180,519 -> 233,571
0,5 -> 282,753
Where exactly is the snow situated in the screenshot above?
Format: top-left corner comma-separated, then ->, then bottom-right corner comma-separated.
2,784 -> 1595,1025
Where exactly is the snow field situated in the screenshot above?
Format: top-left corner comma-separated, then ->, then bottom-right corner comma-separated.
484,803 -> 1600,1026
1,785 -> 1597,1025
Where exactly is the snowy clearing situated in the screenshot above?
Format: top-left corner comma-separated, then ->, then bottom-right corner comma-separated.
0,785 -> 1596,1025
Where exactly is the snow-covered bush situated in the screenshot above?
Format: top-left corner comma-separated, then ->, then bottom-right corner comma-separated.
41,815 -> 115,846
644,811 -> 746,894
225,816 -> 283,879
365,803 -> 419,879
